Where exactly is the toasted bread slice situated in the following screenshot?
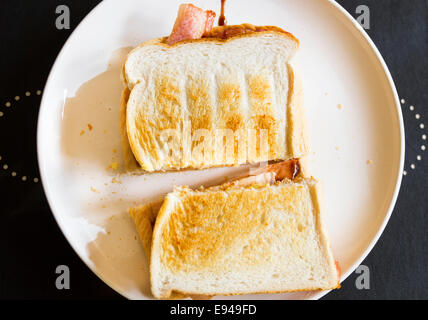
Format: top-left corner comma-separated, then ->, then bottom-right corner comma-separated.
147,179 -> 339,299
129,200 -> 212,300
122,29 -> 309,172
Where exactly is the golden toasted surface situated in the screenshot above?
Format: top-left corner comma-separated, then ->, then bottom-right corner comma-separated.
160,182 -> 316,273
128,72 -> 288,169
248,74 -> 281,159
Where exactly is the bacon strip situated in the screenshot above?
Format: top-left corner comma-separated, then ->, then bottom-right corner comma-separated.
167,4 -> 216,45
204,10 -> 216,34
212,159 -> 301,191
250,159 -> 301,182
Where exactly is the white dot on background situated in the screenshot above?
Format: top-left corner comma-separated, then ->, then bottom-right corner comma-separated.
423,135 -> 427,140
22,176 -> 27,181
416,114 -> 421,119
25,91 -> 31,96
410,105 -> 415,111
33,178 -> 39,183
411,164 -> 416,170
422,145 -> 426,151
11,172 -> 16,177
401,99 -> 406,104
421,124 -> 425,129
14,96 -> 20,101
417,155 -> 422,161
403,170 -> 407,176
0,112 -> 3,117
3,164 -> 8,170
36,90 -> 42,95
5,102 -> 11,107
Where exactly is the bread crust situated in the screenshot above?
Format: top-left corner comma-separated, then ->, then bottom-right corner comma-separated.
308,182 -> 341,289
287,63 -> 310,158
119,87 -> 141,171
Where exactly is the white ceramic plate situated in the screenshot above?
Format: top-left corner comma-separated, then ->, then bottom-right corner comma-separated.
37,0 -> 404,300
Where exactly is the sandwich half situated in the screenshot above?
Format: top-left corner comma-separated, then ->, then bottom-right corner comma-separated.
129,160 -> 340,299
121,23 -> 309,172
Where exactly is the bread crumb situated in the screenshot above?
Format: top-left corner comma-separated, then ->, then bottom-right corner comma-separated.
366,160 -> 373,165
134,235 -> 137,240
113,149 -> 117,153
112,177 -> 122,184
88,124 -> 93,131
335,146 -> 340,151
337,104 -> 343,110
80,130 -> 85,136
102,204 -> 106,209
110,162 -> 118,170
90,187 -> 99,193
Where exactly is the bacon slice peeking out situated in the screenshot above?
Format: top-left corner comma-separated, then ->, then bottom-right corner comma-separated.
166,4 -> 216,45
215,159 -> 301,190
250,159 -> 301,182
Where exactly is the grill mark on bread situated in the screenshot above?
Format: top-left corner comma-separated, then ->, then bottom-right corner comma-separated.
248,74 -> 279,159
217,78 -> 244,164
186,79 -> 213,132
134,109 -> 160,164
156,76 -> 182,131
186,78 -> 214,165
154,76 -> 183,167
218,82 -> 243,131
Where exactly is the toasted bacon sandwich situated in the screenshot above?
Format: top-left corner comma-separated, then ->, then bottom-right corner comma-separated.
126,2 -> 339,300
120,3 -> 309,172
129,159 -> 340,299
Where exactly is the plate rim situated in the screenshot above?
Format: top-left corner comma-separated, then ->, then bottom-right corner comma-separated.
37,0 -> 405,300
309,0 -> 405,300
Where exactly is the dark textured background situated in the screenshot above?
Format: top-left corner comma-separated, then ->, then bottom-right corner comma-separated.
0,0 -> 426,300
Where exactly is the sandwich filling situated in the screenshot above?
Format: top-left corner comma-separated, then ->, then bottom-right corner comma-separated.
165,4 -> 298,45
